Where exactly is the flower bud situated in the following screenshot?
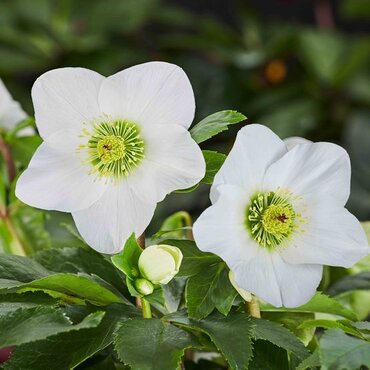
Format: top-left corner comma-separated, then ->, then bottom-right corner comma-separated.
229,271 -> 252,302
135,278 -> 154,296
138,244 -> 183,285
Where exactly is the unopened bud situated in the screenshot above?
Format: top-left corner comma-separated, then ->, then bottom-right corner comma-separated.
135,278 -> 154,296
138,244 -> 183,285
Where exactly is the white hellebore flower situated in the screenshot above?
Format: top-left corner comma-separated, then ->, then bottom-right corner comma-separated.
0,78 -> 30,135
138,244 -> 183,285
193,124 -> 369,307
16,62 -> 205,253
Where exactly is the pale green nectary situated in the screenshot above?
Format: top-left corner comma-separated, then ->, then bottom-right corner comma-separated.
138,244 -> 183,285
193,124 -> 369,308
15,62 -> 206,254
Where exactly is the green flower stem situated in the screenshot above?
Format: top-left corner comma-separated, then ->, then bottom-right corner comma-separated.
0,134 -> 26,256
3,214 -> 26,256
0,135 -> 16,182
141,297 -> 152,319
246,295 -> 261,318
178,211 -> 193,240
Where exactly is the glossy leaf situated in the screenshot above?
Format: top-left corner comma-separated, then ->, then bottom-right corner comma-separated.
190,110 -> 246,144
114,318 -> 199,370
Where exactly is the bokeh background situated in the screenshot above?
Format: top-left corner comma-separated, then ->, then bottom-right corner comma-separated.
1,0 -> 369,238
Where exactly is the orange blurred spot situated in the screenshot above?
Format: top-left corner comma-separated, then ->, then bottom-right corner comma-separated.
265,60 -> 287,84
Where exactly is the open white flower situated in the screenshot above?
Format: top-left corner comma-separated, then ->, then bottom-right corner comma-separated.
193,124 -> 369,307
0,78 -> 30,135
16,62 -> 205,253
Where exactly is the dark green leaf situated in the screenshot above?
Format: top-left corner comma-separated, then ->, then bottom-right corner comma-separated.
251,318 -> 310,361
168,310 -> 253,370
213,266 -> 237,316
327,272 -> 370,296
190,110 -> 246,144
249,341 -> 289,370
114,318 -> 199,370
35,247 -> 125,292
162,239 -> 221,277
319,329 -> 370,370
261,292 -> 358,321
0,273 -> 124,306
296,350 -> 320,370
111,233 -> 142,279
298,319 -> 365,339
0,307 -> 104,348
0,292 -> 58,316
0,254 -> 50,282
201,150 -> 226,184
186,262 -> 224,319
4,305 -> 130,370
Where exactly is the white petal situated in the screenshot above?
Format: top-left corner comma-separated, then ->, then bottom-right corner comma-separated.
232,250 -> 322,307
16,130 -> 107,212
282,203 -> 369,268
263,142 -> 351,206
193,184 -> 259,265
211,124 -> 287,203
32,68 -> 104,139
0,79 -> 27,130
72,182 -> 156,254
99,61 -> 195,128
126,124 -> 205,204
284,136 -> 312,151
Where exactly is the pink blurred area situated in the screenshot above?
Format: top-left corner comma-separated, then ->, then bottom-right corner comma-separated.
0,347 -> 13,363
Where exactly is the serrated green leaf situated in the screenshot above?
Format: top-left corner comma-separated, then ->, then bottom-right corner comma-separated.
111,233 -> 142,279
190,110 -> 246,144
0,307 -> 104,348
4,305 -> 129,370
249,340 -> 290,370
262,312 -> 315,346
261,292 -> 358,321
0,254 -> 50,281
114,318 -> 199,370
213,266 -> 237,316
251,318 -> 310,361
167,310 -> 253,370
298,319 -> 365,339
296,350 -> 321,370
327,272 -> 370,296
35,247 -> 125,292
319,329 -> 370,370
185,260 -> 236,318
0,292 -> 58,316
0,273 -> 124,306
201,150 -> 226,184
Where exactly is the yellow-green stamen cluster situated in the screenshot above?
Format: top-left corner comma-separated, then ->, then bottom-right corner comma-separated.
86,120 -> 144,179
245,192 -> 296,249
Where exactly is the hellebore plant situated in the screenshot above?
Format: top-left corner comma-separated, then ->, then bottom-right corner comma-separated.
0,62 -> 369,370
193,124 -> 369,307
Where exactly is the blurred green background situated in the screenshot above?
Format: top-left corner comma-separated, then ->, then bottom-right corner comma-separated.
0,0 -> 369,240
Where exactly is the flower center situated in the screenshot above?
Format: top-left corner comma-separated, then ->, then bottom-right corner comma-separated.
97,135 -> 126,164
85,120 -> 145,179
245,192 -> 296,249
